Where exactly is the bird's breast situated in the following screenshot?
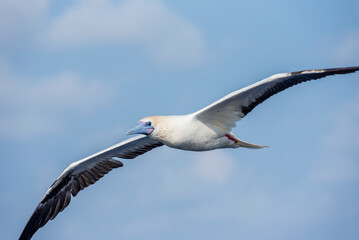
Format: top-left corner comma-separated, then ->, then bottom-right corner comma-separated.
155,116 -> 230,151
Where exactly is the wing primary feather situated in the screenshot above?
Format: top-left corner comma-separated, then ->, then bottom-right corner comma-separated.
81,173 -> 93,185
76,175 -> 86,190
51,198 -> 62,220
71,180 -> 81,196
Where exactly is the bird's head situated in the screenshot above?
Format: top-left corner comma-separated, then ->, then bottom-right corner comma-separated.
127,117 -> 158,136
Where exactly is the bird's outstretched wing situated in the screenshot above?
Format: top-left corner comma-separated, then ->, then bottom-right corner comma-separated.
194,66 -> 359,132
19,135 -> 163,240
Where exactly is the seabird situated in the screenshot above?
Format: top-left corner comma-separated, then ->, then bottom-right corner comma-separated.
19,66 -> 359,240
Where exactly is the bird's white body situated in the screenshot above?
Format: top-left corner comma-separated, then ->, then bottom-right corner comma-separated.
146,114 -> 236,151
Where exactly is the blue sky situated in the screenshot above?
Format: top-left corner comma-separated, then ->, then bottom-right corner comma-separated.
1,0 -> 359,239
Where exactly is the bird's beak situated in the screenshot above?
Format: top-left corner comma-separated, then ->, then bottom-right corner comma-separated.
127,122 -> 154,135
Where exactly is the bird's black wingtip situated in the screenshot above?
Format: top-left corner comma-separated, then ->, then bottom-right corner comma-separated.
291,66 -> 359,75
19,205 -> 43,240
328,66 -> 359,74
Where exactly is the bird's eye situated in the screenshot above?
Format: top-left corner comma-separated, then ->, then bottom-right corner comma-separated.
147,121 -> 151,126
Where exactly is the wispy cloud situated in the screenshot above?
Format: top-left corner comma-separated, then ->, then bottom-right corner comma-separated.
41,0 -> 207,66
0,0 -> 48,48
0,63 -> 113,140
190,150 -> 235,184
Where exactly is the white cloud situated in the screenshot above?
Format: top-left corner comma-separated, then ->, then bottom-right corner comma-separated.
41,0 -> 206,66
190,150 -> 235,184
0,0 -> 49,47
0,64 -> 113,140
0,0 -> 206,66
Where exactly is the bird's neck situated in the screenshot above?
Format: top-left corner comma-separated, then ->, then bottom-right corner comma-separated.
150,114 -> 193,143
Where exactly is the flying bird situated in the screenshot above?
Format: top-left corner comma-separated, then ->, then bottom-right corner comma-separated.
20,66 -> 359,240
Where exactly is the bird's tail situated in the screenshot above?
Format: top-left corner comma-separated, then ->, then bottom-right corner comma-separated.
226,133 -> 269,149
236,138 -> 269,149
